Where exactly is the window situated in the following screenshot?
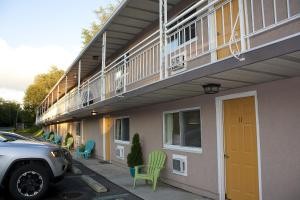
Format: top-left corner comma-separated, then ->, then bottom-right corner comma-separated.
164,108 -> 201,151
115,118 -> 130,142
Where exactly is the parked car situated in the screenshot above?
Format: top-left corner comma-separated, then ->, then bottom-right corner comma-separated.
0,132 -> 68,200
0,131 -> 73,171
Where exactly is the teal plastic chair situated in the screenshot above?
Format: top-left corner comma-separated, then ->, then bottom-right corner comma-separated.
76,140 -> 95,159
133,150 -> 166,191
52,135 -> 62,145
42,132 -> 50,141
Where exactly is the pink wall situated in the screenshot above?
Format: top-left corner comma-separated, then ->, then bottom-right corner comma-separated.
109,76 -> 300,199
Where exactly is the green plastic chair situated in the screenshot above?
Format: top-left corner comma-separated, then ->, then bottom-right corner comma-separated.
76,140 -> 95,159
62,137 -> 74,150
133,150 -> 166,191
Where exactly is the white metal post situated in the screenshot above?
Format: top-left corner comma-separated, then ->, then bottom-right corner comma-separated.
123,54 -> 127,93
57,85 -> 60,102
238,0 -> 246,52
101,32 -> 106,100
78,60 -> 81,108
159,0 -> 168,79
208,0 -> 217,61
87,80 -> 90,106
65,76 -> 68,112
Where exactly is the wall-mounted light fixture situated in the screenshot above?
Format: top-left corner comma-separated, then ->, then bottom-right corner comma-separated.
203,83 -> 221,94
91,110 -> 98,116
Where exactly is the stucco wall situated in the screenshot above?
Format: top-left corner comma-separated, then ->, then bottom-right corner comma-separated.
109,76 -> 300,199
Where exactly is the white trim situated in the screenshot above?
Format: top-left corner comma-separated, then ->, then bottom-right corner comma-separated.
215,90 -> 263,200
114,140 -> 130,145
162,107 -> 202,152
163,145 -> 202,154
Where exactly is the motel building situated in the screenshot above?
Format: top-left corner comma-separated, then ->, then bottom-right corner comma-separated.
36,0 -> 300,199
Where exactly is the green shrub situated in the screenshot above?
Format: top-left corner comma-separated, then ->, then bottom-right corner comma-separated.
127,133 -> 143,168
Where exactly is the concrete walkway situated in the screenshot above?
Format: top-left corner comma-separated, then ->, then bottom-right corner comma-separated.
74,157 -> 211,200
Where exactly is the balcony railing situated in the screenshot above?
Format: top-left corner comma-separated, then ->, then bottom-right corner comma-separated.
36,0 -> 300,124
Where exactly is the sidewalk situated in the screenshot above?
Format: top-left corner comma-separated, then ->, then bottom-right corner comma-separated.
74,157 -> 212,200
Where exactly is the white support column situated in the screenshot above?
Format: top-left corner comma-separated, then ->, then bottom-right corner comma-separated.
65,76 -> 68,95
159,0 -> 168,79
101,32 -> 106,100
51,92 -> 54,106
123,54 -> 127,93
78,60 -> 82,108
65,76 -> 68,112
238,0 -> 246,52
208,0 -> 217,61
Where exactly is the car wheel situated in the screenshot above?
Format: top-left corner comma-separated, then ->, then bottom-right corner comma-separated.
8,164 -> 49,200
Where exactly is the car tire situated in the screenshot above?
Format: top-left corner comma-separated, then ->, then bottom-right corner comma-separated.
8,163 -> 49,200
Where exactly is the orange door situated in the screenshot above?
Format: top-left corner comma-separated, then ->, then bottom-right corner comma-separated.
103,116 -> 112,161
223,96 -> 259,200
216,0 -> 240,59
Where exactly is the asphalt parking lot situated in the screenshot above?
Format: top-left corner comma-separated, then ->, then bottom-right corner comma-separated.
0,161 -> 143,200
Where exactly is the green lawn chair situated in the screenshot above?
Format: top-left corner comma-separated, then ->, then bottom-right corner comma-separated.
47,133 -> 55,142
76,140 -> 95,159
41,132 -> 50,141
62,137 -> 74,150
133,150 -> 166,191
52,135 -> 62,145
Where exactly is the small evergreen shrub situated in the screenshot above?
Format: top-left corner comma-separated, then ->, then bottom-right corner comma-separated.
127,133 -> 143,168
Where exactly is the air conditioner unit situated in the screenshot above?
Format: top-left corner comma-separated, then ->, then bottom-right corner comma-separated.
170,53 -> 185,72
115,79 -> 124,94
116,145 -> 124,159
172,154 -> 187,176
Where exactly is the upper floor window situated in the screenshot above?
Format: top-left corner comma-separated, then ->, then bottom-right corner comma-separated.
115,117 -> 130,142
168,7 -> 197,48
164,108 -> 201,152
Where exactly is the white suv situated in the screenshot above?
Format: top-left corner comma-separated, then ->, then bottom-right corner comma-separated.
0,132 -> 67,200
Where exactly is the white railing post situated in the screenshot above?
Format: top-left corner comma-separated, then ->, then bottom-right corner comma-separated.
159,0 -> 168,79
87,80 -> 90,106
101,32 -> 106,100
65,76 -> 68,113
77,60 -> 81,109
238,0 -> 246,52
123,54 -> 127,93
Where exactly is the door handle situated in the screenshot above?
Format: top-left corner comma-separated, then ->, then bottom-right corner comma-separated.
224,154 -> 230,159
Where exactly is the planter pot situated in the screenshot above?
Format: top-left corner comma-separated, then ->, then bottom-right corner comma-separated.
129,167 -> 135,177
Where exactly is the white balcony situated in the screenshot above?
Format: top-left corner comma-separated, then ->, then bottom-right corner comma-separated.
36,0 -> 300,124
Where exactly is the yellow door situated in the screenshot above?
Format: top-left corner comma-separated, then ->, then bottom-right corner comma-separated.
216,0 -> 240,59
103,116 -> 112,161
224,96 -> 259,200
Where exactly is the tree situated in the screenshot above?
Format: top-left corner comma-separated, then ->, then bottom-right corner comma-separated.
0,98 -> 21,127
127,133 -> 143,168
23,66 -> 64,121
81,0 -> 121,46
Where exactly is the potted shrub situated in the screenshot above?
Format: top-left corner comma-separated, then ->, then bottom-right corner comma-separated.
127,133 -> 143,177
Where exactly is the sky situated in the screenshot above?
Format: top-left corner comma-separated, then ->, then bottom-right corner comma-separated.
0,0 -> 117,103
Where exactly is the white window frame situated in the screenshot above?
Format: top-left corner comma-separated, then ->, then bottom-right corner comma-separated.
163,107 -> 202,154
114,116 -> 130,145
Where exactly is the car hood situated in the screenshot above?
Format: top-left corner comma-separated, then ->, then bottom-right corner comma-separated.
3,140 -> 58,148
